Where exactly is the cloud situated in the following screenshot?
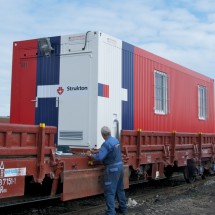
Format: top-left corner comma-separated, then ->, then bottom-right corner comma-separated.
0,0 -> 215,116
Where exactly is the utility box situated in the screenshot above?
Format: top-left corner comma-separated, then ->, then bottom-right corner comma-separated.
10,31 -> 215,149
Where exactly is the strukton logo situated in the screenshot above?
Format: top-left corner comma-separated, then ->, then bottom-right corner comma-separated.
57,87 -> 64,95
67,86 -> 88,91
56,86 -> 88,96
37,84 -> 89,98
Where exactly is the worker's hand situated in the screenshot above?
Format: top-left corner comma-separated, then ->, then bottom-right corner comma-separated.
91,148 -> 99,154
86,150 -> 93,157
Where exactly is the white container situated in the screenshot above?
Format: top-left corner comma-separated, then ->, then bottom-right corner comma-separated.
37,32 -> 127,148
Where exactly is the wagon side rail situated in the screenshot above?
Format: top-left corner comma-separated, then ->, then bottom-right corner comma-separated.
121,130 -> 172,169
0,123 -> 59,199
0,123 -> 56,156
121,130 -> 215,171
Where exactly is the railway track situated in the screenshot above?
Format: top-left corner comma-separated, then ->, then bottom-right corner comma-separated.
0,195 -> 61,208
1,174 -> 214,215
60,174 -> 212,215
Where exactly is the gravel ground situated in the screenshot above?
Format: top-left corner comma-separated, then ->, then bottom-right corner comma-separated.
2,177 -> 215,215
126,178 -> 215,215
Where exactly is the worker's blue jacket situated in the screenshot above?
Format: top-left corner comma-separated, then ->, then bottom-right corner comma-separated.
93,135 -> 122,166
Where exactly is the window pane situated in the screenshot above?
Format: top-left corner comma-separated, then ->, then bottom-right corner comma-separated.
198,86 -> 207,119
154,71 -> 168,114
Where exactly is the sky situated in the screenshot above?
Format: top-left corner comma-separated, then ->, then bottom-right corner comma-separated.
1,0 -> 215,116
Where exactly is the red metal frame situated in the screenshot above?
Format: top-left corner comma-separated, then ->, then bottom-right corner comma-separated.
0,123 -> 59,198
0,123 -> 129,202
121,130 -> 215,179
1,123 -> 215,202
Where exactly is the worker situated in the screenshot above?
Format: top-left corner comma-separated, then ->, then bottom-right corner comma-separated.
86,126 -> 127,215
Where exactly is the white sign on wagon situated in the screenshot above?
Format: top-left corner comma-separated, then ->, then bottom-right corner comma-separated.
4,168 -> 26,177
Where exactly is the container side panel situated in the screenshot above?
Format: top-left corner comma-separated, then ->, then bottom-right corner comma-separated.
134,47 -> 149,130
35,36 -> 60,123
122,42 -> 134,130
10,40 -> 38,124
35,36 -> 60,141
133,47 -> 215,133
36,98 -> 58,126
97,34 -> 124,147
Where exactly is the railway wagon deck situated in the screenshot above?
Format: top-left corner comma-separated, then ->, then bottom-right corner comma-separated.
1,123 -> 215,204
121,130 -> 215,182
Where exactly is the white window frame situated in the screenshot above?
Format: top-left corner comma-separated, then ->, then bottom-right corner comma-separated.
198,85 -> 207,120
154,70 -> 168,115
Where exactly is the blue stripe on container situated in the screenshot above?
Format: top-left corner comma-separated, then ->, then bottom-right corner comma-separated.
122,41 -> 134,130
35,36 -> 61,144
98,83 -> 103,97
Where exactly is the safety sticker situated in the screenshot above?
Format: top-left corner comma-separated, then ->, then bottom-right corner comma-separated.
4,168 -> 26,177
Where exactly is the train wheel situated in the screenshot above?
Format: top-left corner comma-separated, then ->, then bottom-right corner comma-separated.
183,165 -> 196,183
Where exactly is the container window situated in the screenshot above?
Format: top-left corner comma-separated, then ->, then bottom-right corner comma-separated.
154,70 -> 168,114
198,85 -> 207,120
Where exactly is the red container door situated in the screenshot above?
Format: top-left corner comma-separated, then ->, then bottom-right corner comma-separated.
10,40 -> 38,124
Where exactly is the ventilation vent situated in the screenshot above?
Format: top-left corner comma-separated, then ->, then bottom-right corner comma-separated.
59,131 -> 83,140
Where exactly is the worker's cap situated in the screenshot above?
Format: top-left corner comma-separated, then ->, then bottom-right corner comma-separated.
101,126 -> 111,135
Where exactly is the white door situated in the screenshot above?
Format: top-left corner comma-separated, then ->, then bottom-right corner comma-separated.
58,53 -> 94,148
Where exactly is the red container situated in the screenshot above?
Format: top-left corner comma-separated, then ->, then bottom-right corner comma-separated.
10,32 -> 215,138
132,47 -> 215,133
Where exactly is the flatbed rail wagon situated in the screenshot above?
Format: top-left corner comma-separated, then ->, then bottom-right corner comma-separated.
1,31 -> 215,204
1,123 -> 215,204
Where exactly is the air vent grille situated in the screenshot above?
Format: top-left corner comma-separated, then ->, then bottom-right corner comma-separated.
59,131 -> 83,140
